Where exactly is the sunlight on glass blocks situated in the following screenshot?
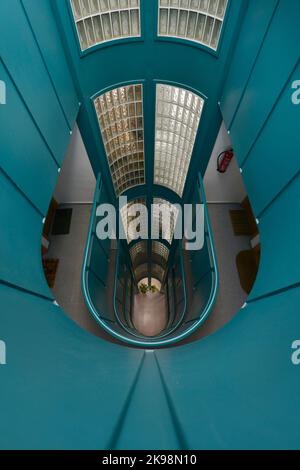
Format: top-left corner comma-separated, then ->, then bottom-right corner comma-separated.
151,263 -> 165,283
152,198 -> 179,244
154,84 -> 204,197
134,263 -> 149,282
120,198 -> 147,243
70,0 -> 141,51
94,84 -> 145,196
158,0 -> 227,50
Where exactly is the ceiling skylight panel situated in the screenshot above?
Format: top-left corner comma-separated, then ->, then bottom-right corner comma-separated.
70,0 -> 141,51
152,198 -> 179,244
94,84 -> 145,196
134,263 -> 149,282
130,241 -> 148,265
158,0 -> 228,50
120,198 -> 147,243
154,84 -> 204,197
152,241 -> 169,265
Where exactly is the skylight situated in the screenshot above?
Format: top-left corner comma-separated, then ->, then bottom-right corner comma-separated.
152,241 -> 169,265
150,263 -> 166,283
120,198 -> 147,243
154,84 -> 204,196
134,263 -> 149,282
70,0 -> 141,51
158,0 -> 228,50
152,198 -> 179,244
130,240 -> 148,265
94,84 -> 145,196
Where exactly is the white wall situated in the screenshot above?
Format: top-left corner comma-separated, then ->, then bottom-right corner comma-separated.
54,124 -> 96,204
204,122 -> 247,203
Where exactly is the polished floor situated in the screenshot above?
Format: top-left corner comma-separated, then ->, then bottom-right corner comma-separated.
133,292 -> 168,337
45,203 -> 251,346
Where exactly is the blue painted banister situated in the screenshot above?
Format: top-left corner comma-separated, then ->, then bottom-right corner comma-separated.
82,172 -> 218,347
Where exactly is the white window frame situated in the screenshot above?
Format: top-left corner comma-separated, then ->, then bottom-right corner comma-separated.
70,0 -> 141,51
94,84 -> 145,196
157,0 -> 228,51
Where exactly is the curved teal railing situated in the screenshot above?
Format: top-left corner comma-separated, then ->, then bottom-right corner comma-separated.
112,238 -> 187,343
82,173 -> 219,347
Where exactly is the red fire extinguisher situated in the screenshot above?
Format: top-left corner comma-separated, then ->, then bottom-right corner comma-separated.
217,148 -> 234,173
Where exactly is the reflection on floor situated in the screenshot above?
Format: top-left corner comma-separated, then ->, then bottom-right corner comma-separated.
133,292 -> 168,337
45,203 -> 251,347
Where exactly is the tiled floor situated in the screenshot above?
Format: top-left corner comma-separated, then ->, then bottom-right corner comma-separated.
45,203 -> 251,347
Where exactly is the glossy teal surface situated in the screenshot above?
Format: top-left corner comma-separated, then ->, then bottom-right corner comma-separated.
0,0 -> 300,450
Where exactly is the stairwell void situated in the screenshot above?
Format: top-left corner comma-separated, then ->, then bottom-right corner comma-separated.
1,0 -> 299,450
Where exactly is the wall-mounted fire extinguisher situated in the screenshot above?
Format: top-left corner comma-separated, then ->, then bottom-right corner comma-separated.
217,148 -> 234,173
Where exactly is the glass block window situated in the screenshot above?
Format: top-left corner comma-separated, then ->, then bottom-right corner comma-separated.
139,278 -> 162,290
158,0 -> 228,50
135,263 -> 149,282
151,263 -> 165,283
154,84 -> 204,197
152,198 -> 179,244
130,241 -> 148,265
152,241 -> 169,265
120,198 -> 147,243
94,84 -> 145,196
70,0 -> 141,51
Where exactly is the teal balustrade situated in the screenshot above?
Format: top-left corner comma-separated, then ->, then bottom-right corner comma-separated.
82,173 -> 218,347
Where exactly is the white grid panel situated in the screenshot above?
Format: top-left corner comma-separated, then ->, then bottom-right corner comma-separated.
134,263 -> 149,282
154,84 -> 204,197
94,84 -> 145,196
70,0 -> 141,51
120,198 -> 147,243
152,241 -> 169,265
151,263 -> 165,282
158,0 -> 228,50
152,198 -> 179,244
130,241 -> 148,264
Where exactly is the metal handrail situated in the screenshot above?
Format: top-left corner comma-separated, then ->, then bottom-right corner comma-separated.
81,172 -> 219,347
